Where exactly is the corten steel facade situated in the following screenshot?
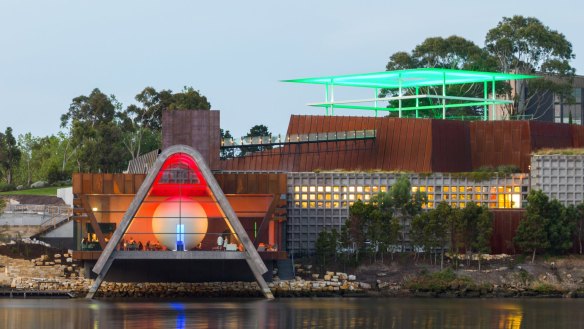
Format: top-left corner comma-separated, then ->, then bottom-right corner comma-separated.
218,115 -> 584,173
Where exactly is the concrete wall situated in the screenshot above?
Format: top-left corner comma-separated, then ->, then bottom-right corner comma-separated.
57,187 -> 73,207
531,154 -> 584,205
0,213 -> 45,226
286,172 -> 529,254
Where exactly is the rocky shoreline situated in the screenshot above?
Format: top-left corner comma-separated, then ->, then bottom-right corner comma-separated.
4,252 -> 584,298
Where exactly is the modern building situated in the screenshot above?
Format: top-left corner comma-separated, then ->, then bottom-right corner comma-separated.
67,68 -> 584,276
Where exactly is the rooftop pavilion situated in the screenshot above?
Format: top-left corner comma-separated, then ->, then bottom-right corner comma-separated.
283,68 -> 537,120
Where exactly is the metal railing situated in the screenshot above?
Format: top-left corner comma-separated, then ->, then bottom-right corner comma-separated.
4,204 -> 73,229
221,129 -> 376,148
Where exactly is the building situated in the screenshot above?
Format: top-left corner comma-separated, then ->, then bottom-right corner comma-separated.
68,68 -> 584,271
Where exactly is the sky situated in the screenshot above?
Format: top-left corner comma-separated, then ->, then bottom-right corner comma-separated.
1,0 -> 583,139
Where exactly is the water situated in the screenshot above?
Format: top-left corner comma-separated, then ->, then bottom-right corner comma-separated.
1,298 -> 584,329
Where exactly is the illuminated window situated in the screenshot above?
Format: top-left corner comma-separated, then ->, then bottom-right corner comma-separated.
349,186 -> 355,192
309,186 -> 316,192
333,194 -> 340,200
428,202 -> 434,208
497,186 -> 504,193
364,186 -> 371,193
294,201 -> 300,207
325,202 -> 332,208
364,194 -> 371,201
333,202 -> 340,208
381,186 -> 387,192
459,195 -> 465,200
513,186 -> 521,193
428,194 -> 434,201
511,194 -> 521,208
325,194 -> 332,201
490,194 -> 497,201
428,186 -> 434,193
341,194 -> 347,200
325,186 -> 332,192
466,186 -> 473,192
475,187 -> 481,193
294,194 -> 300,200
349,201 -> 355,206
309,194 -> 316,201
443,186 -> 450,192
317,186 -> 324,192
452,194 -> 458,200
356,186 -> 363,193
310,201 -> 316,208
302,186 -> 308,192
459,186 -> 465,193
294,186 -> 300,192
317,194 -> 324,200
483,186 -> 488,193
317,202 -> 324,208
489,203 -> 496,209
356,194 -> 363,200
444,194 -> 450,200
349,194 -> 355,201
506,186 -> 512,193
474,194 -> 481,200
342,201 -> 348,207
459,202 -> 466,208
342,186 -> 348,192
301,202 -> 308,209
490,187 -> 496,193
333,186 -> 340,192
301,194 -> 308,201
420,186 -> 426,192
451,202 -> 457,208
372,186 -> 379,193
412,186 -> 419,193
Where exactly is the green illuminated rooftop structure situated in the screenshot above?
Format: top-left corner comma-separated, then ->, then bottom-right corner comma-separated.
283,68 -> 538,120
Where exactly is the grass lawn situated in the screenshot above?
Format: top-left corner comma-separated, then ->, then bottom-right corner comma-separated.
0,186 -> 68,196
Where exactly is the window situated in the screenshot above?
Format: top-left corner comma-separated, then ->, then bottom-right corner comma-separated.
301,186 -> 308,192
294,186 -> 300,192
317,186 -> 324,192
443,186 -> 450,192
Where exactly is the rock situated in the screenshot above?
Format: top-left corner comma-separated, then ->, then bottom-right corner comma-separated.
359,282 -> 371,289
323,275 -> 331,281
348,275 -> 356,281
377,272 -> 387,277
311,274 -> 319,279
31,181 -> 48,188
16,185 -> 24,190
63,254 -> 70,258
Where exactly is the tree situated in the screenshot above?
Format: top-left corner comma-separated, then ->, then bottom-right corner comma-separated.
382,36 -> 500,118
240,124 -> 272,156
389,175 -> 426,251
574,203 -> 584,254
473,206 -> 493,272
220,129 -> 236,159
315,229 -> 339,269
61,89 -> 129,173
0,127 -> 22,185
514,190 -> 552,263
485,15 -> 575,118
16,133 -> 37,186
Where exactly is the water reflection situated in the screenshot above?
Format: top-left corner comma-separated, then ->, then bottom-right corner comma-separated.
2,298 -> 584,329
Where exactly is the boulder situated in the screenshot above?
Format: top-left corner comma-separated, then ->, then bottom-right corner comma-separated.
31,181 -> 48,188
16,185 -> 24,190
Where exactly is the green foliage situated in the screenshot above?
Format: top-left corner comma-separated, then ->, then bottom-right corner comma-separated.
0,184 -> 16,192
534,148 -> 584,156
240,124 -> 272,156
514,190 -> 575,262
0,127 -> 22,185
404,268 -> 475,292
0,198 -> 5,214
220,129 -> 235,159
485,15 -> 575,117
315,229 -> 339,268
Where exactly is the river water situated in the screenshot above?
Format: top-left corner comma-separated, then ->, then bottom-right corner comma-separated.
1,298 -> 583,329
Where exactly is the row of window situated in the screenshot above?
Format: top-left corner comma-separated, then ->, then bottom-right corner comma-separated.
292,185 -> 526,194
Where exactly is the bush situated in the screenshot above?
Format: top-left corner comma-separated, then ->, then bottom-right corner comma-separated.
47,165 -> 71,184
0,183 -> 16,192
404,268 -> 475,292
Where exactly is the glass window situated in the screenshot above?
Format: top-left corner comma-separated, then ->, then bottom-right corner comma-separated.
333,186 -> 340,192
333,202 -> 340,208
333,194 -> 340,200
372,186 -> 379,193
364,186 -> 371,193
294,194 -> 300,200
317,194 -> 324,200
459,186 -> 465,193
309,194 -> 316,201
475,187 -> 481,193
301,202 -> 308,209
309,186 -> 316,192
349,194 -> 355,201
349,186 -> 355,192
356,186 -> 363,193
310,201 -> 316,208
301,194 -> 308,201
459,202 -> 466,208
317,186 -> 324,192
294,186 -> 300,192
428,194 -> 434,201
514,186 -> 521,193
325,186 -> 332,192
428,186 -> 434,193
325,194 -> 332,201
412,186 -> 419,193
381,186 -> 387,192
301,186 -> 308,192
420,186 -> 426,192
443,186 -> 450,193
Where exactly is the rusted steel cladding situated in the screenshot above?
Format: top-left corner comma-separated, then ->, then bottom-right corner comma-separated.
218,116 -> 584,173
490,210 -> 524,254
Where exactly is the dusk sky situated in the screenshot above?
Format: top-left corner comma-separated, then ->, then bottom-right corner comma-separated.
1,0 -> 582,139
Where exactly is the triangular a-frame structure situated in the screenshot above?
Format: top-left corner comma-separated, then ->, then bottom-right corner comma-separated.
86,145 -> 273,299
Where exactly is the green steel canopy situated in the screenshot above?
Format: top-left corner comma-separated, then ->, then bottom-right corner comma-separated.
282,68 -> 538,121
282,68 -> 537,89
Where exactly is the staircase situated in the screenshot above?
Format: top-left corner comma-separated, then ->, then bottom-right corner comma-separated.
276,259 -> 295,280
